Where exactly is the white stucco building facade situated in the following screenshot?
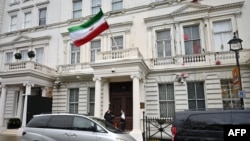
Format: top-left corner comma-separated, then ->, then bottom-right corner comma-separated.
0,0 -> 250,140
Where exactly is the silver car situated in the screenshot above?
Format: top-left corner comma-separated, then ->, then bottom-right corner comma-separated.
22,113 -> 136,141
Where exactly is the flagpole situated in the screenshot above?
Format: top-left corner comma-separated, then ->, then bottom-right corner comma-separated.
108,28 -> 119,49
100,8 -> 119,49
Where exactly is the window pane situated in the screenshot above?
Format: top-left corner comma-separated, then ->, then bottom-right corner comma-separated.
112,0 -> 123,11
6,52 -> 13,63
159,84 -> 175,117
188,82 -> 205,111
35,48 -> 44,64
47,116 -> 73,129
90,40 -> 101,61
73,1 -> 82,18
39,8 -> 46,25
21,50 -> 28,61
221,80 -> 241,110
156,30 -> 171,57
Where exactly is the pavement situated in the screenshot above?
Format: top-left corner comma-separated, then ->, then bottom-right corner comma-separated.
0,134 -> 21,141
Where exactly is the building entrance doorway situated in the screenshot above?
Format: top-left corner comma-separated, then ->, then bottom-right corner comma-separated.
110,81 -> 133,130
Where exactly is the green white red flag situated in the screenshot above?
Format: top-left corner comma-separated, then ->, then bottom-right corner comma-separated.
68,9 -> 109,47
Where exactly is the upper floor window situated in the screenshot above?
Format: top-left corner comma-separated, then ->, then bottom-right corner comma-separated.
92,0 -> 101,15
71,44 -> 80,64
159,83 -> 175,117
35,48 -> 44,64
90,40 -> 101,62
213,20 -> 232,52
69,88 -> 79,114
111,36 -> 123,50
112,0 -> 123,11
6,52 -> 13,63
187,82 -> 205,111
10,15 -> 17,31
88,88 -> 95,116
184,25 -> 201,55
221,80 -> 241,110
20,50 -> 28,61
24,12 -> 31,29
39,8 -> 47,26
156,29 -> 171,57
73,0 -> 82,19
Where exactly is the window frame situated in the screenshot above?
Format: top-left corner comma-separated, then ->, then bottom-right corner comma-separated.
91,0 -> 101,15
73,0 -> 82,19
35,47 -> 44,64
187,81 -> 206,111
24,12 -> 31,29
90,39 -> 101,62
38,7 -> 47,26
221,79 -> 241,110
88,87 -> 95,116
155,29 -> 172,57
70,44 -> 80,64
10,15 -> 17,31
5,52 -> 14,63
158,83 -> 175,117
68,88 -> 79,114
111,0 -> 123,11
111,35 -> 124,50
211,18 -> 234,52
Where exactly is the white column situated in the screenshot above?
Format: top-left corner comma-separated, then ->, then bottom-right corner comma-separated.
0,84 -> 7,130
203,17 -> 212,52
93,77 -> 101,118
174,22 -> 181,55
21,83 -> 34,128
41,87 -> 48,97
102,79 -> 109,117
17,89 -> 24,118
130,74 -> 143,141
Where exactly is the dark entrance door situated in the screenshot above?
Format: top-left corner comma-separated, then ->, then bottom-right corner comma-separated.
110,82 -> 133,131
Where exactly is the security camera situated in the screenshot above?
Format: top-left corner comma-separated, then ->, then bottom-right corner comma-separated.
54,81 -> 61,88
111,68 -> 115,73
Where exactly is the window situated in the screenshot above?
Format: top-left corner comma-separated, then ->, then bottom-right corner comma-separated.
111,36 -> 123,50
24,12 -> 31,29
39,8 -> 47,26
90,40 -> 101,62
88,88 -> 95,116
71,44 -> 80,64
187,82 -> 205,110
69,88 -> 79,114
10,15 -> 17,31
20,50 -> 28,61
213,20 -> 232,52
92,0 -> 101,15
73,0 -> 82,19
112,0 -> 123,11
159,84 -> 175,117
35,48 -> 44,64
184,25 -> 201,55
6,52 -> 13,63
221,80 -> 241,110
47,115 -> 73,129
26,115 -> 51,128
73,116 -> 94,131
156,29 -> 171,57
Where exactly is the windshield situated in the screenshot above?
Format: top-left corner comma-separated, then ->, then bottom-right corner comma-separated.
90,117 -> 123,133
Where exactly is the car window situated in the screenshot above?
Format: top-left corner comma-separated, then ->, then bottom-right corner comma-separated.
183,113 -> 231,131
26,115 -> 51,128
47,115 -> 73,129
73,116 -> 95,131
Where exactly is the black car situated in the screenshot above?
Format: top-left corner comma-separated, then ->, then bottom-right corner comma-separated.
171,110 -> 250,141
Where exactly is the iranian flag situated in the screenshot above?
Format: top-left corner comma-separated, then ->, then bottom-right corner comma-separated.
68,9 -> 109,47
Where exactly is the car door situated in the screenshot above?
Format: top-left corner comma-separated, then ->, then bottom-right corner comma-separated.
70,116 -> 97,141
42,115 -> 72,141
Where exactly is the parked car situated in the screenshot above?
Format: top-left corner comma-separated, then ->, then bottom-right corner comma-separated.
22,113 -> 136,141
171,110 -> 250,141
